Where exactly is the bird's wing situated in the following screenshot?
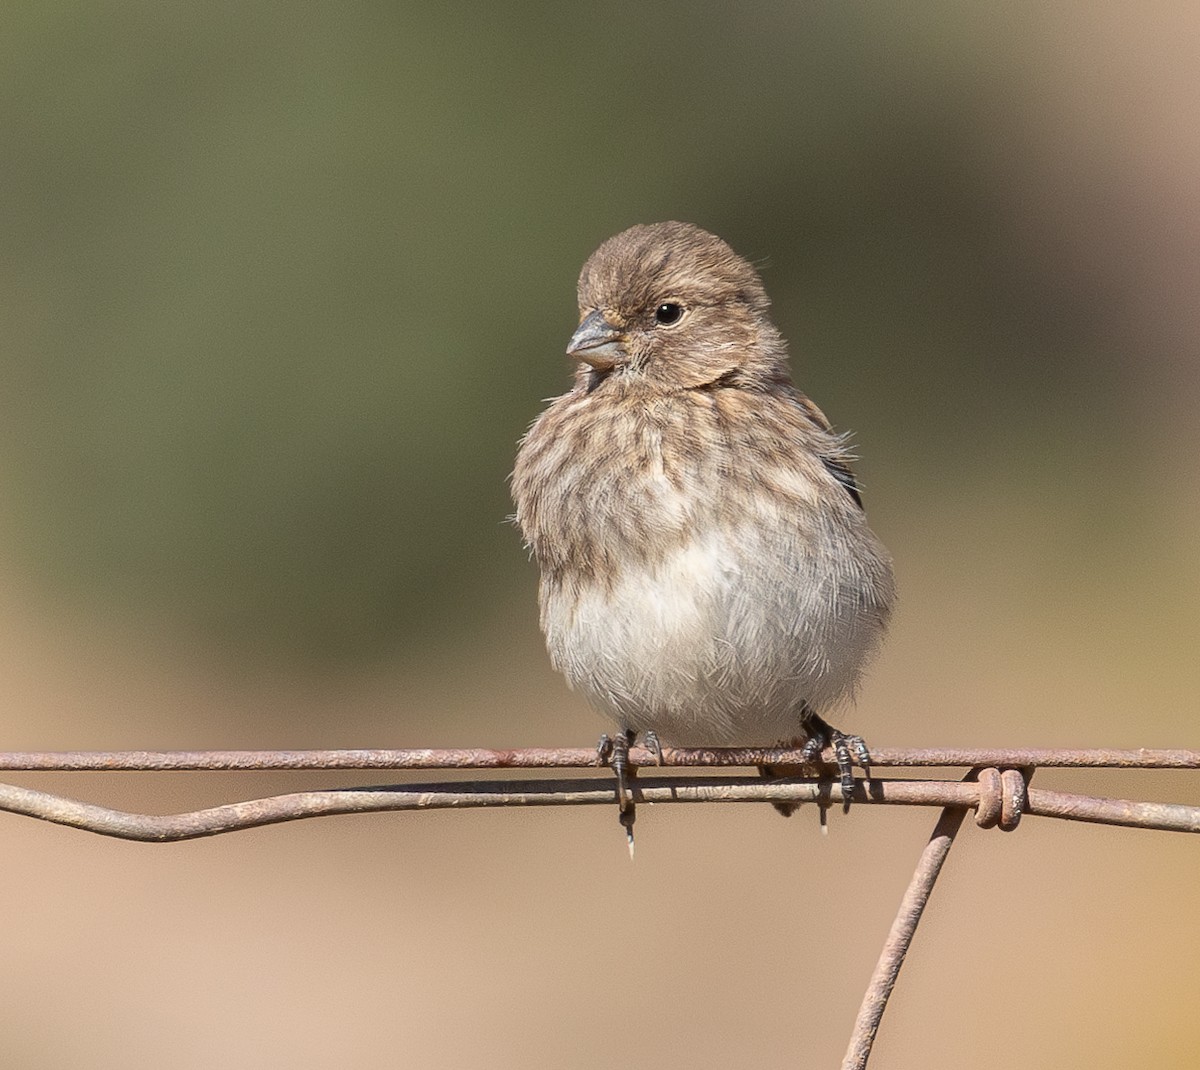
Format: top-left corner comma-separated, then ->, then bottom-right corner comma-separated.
794,393 -> 865,510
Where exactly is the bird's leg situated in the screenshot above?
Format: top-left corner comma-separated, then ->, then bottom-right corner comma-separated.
598,726 -> 649,809
800,708 -> 871,814
596,730 -> 631,811
597,728 -> 639,855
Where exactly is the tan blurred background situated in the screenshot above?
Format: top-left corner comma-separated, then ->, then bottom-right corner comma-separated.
2,2 -> 1198,1067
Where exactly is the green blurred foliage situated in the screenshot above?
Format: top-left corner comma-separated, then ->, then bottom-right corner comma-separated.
0,2 -> 1184,665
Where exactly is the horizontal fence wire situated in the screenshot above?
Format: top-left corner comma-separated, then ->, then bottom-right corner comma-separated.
0,745 -> 1196,771
5,743 -> 1196,1068
0,746 -> 1196,842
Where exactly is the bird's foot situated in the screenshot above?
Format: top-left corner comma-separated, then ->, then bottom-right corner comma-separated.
597,728 -> 639,856
800,711 -> 871,814
642,729 -> 664,765
596,730 -> 634,811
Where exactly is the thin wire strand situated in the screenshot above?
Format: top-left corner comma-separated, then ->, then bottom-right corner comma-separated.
0,745 -> 1195,771
0,772 -> 1197,841
842,780 -> 975,1070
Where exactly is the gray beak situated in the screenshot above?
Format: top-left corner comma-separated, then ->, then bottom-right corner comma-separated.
567,310 -> 624,370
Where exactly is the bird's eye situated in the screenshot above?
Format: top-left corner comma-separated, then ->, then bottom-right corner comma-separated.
654,302 -> 684,326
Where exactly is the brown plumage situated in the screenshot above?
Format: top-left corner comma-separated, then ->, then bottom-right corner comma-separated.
512,222 -> 895,820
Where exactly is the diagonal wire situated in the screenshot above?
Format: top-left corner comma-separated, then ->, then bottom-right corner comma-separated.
841,780 -> 975,1069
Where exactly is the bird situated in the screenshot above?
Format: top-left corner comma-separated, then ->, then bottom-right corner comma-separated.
511,222 -> 895,843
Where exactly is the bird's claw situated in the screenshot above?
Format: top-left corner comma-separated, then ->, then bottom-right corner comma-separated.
801,712 -> 871,813
643,729 -> 664,765
599,729 -> 639,853
618,804 -> 636,858
600,730 -> 633,812
596,733 -> 614,767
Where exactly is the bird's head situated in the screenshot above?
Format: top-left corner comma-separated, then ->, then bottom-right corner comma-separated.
568,221 -> 788,389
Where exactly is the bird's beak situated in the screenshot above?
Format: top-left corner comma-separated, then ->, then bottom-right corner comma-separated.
567,310 -> 624,370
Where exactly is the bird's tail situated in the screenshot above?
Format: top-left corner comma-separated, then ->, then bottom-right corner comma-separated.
757,762 -> 803,817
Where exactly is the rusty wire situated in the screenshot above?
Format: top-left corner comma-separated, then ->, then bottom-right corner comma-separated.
1,771 -> 1198,840
842,798 -> 971,1070
0,746 -> 1197,842
4,743 -> 1197,1068
0,744 -> 1195,771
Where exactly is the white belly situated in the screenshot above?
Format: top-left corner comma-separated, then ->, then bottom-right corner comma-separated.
541,515 -> 888,746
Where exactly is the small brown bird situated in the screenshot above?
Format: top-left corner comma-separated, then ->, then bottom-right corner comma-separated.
512,222 -> 895,838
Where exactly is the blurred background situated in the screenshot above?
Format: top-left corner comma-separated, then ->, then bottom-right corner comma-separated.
1,2 -> 1197,1067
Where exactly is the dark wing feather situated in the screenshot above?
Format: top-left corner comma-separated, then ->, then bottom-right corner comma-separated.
820,454 -> 863,509
792,393 -> 865,510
